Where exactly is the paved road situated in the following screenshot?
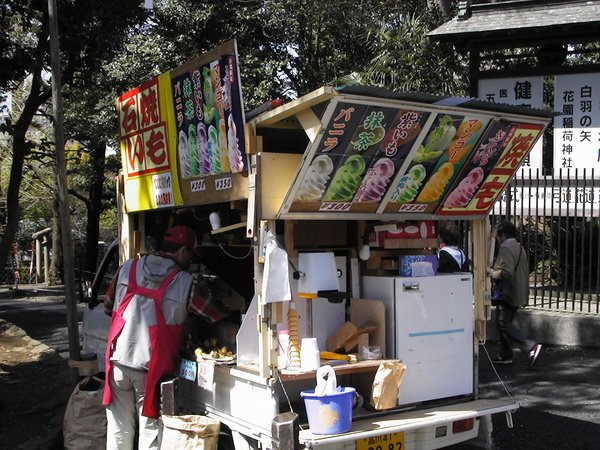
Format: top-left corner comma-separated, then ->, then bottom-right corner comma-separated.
2,285 -> 600,449
0,285 -> 85,359
448,344 -> 600,449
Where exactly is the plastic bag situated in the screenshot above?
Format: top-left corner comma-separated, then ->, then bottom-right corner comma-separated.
261,231 -> 291,303
314,365 -> 337,395
410,261 -> 435,277
63,376 -> 107,450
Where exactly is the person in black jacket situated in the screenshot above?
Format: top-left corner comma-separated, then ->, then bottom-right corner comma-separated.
437,221 -> 469,273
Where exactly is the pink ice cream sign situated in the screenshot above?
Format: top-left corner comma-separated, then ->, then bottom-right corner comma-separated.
437,123 -> 544,216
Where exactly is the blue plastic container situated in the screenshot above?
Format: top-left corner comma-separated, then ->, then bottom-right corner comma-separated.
300,387 -> 355,434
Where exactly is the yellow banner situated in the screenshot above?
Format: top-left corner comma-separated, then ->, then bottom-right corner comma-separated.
117,73 -> 183,212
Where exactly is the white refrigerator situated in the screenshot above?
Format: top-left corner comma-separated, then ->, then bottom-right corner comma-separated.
362,273 -> 474,406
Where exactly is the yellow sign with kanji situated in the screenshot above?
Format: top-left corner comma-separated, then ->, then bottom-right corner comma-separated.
117,73 -> 181,211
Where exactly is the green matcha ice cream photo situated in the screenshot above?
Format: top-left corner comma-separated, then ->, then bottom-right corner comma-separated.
323,155 -> 366,201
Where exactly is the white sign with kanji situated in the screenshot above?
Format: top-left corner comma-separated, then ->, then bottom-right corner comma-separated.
478,77 -> 544,176
553,73 -> 600,172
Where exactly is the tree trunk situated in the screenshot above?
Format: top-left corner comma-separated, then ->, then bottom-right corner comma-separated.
0,67 -> 50,273
48,196 -> 62,285
83,140 -> 107,282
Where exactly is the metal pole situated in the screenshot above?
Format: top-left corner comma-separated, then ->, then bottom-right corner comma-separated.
47,0 -> 81,368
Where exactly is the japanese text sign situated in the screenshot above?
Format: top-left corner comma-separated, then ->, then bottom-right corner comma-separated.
288,100 -> 430,214
437,122 -> 544,216
117,73 -> 180,211
478,77 -> 544,174
553,73 -> 600,171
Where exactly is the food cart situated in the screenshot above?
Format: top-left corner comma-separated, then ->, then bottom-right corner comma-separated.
86,40 -> 554,449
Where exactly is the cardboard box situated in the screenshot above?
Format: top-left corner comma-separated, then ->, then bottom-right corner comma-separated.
383,238 -> 438,249
398,255 -> 438,277
326,322 -> 358,352
344,332 -> 369,353
351,299 -> 386,358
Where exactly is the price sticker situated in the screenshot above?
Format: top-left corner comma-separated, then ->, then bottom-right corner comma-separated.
215,177 -> 232,190
179,359 -> 197,382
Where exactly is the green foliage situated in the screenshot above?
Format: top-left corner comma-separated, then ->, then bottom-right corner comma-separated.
0,0 -> 150,272
1,0 -> 468,265
359,3 -> 466,95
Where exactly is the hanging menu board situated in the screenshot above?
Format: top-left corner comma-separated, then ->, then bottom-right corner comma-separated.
281,95 -> 548,219
288,101 -> 431,213
171,48 -> 248,205
117,40 -> 247,212
437,121 -> 544,216
382,115 -> 490,214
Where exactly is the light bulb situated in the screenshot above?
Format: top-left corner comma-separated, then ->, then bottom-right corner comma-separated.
359,244 -> 371,261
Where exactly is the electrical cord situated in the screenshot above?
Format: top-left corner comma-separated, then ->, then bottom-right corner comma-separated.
217,240 -> 254,260
274,368 -> 306,432
477,332 -> 517,407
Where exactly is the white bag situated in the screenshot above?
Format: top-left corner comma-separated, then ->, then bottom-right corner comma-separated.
261,231 -> 291,303
314,365 -> 337,395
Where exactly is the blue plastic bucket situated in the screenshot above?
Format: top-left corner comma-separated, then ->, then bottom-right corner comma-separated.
300,387 -> 355,434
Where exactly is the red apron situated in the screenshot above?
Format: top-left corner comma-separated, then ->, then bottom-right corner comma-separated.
103,259 -> 183,418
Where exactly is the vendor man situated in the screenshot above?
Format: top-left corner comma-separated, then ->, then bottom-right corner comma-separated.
103,225 -> 228,450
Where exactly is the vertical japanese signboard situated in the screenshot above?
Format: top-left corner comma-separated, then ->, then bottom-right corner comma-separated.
437,121 -> 544,216
478,77 -> 544,175
117,40 -> 247,212
553,73 -> 600,171
171,47 -> 248,205
117,73 -> 180,211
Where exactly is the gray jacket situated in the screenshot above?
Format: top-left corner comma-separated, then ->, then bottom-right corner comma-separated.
493,238 -> 528,307
110,254 -> 193,370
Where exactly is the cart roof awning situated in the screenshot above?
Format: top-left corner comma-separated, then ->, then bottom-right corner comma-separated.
249,85 -> 555,221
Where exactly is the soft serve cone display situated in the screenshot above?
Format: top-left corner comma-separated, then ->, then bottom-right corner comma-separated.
287,301 -> 302,368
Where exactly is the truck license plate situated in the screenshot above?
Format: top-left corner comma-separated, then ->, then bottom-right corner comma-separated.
356,432 -> 405,450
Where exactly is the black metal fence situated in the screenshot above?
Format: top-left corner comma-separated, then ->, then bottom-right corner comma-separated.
491,168 -> 600,313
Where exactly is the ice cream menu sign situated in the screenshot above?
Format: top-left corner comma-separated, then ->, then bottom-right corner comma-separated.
383,114 -> 490,214
284,96 -> 545,218
117,40 -> 247,212
437,121 -> 544,216
170,42 -> 248,205
289,101 -> 431,213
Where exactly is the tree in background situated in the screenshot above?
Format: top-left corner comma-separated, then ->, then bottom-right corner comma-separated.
359,2 -> 466,94
1,0 -> 464,283
0,0 -> 148,282
112,0 -> 462,107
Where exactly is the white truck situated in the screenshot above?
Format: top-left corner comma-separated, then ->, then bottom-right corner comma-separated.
83,41 -> 553,449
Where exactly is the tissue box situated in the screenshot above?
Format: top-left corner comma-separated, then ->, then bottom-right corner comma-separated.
399,255 -> 438,277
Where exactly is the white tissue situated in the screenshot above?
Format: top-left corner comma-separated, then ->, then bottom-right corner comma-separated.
410,261 -> 435,277
314,365 -> 337,396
